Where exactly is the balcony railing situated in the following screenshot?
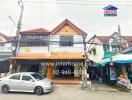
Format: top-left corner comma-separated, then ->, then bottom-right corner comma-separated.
0,47 -> 12,52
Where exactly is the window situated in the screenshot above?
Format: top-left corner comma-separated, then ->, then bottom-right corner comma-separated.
0,38 -> 4,46
93,48 -> 96,56
31,73 -> 44,81
60,36 -> 73,46
9,74 -> 21,80
22,75 -> 34,81
112,45 -> 120,51
19,34 -> 49,47
103,44 -> 110,52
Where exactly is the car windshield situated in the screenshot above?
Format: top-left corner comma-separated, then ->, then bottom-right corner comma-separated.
31,73 -> 44,81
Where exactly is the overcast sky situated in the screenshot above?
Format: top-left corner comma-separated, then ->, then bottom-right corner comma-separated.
0,0 -> 132,37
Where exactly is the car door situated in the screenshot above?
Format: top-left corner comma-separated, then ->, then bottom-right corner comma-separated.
8,74 -> 21,91
20,74 -> 36,92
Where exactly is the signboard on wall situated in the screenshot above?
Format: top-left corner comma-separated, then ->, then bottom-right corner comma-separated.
110,67 -> 117,80
23,47 -> 30,52
117,77 -> 131,88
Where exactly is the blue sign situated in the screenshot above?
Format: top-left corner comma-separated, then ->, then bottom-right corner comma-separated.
103,5 -> 118,16
110,67 -> 117,80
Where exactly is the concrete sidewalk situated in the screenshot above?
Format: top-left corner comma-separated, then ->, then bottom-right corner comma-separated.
86,81 -> 119,92
54,80 -> 119,92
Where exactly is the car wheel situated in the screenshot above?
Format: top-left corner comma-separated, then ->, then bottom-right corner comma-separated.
34,86 -> 43,95
1,85 -> 10,94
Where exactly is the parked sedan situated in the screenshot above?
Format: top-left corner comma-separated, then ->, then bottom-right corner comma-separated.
0,72 -> 53,95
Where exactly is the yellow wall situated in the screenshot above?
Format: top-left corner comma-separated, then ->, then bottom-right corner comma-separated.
55,25 -> 80,35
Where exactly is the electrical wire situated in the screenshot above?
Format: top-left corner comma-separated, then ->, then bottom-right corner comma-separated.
0,0 -> 132,6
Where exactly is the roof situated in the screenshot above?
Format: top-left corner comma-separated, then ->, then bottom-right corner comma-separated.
123,36 -> 132,42
96,32 -> 132,43
103,5 -> 118,10
0,32 -> 15,42
21,28 -> 50,35
96,36 -> 109,42
123,36 -> 132,47
51,19 -> 87,36
6,36 -> 15,42
0,32 -> 8,41
10,52 -> 85,60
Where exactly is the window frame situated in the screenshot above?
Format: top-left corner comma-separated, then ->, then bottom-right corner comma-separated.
21,75 -> 35,82
60,36 -> 73,46
9,74 -> 21,80
20,34 -> 49,47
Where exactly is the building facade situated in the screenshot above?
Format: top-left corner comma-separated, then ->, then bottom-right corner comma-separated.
10,19 -> 87,81
87,32 -> 132,63
0,32 -> 14,76
87,32 -> 132,84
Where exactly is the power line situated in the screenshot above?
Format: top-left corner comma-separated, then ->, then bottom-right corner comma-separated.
1,0 -> 132,3
0,0 -> 132,6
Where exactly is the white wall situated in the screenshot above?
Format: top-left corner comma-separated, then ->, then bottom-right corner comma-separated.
87,38 -> 104,62
19,47 -> 49,53
0,37 -> 12,54
51,35 -> 84,53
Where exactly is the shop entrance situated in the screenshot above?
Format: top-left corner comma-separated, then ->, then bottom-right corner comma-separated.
54,65 -> 74,78
28,65 -> 40,72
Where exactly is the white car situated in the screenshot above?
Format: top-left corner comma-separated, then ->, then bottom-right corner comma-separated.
0,72 -> 53,95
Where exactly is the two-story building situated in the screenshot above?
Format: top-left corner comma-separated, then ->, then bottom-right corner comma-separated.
0,32 -> 14,77
10,19 -> 87,83
88,32 -> 132,64
87,32 -> 132,83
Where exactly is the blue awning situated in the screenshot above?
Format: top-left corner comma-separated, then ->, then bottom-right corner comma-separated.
97,58 -> 111,67
98,54 -> 132,66
112,54 -> 132,63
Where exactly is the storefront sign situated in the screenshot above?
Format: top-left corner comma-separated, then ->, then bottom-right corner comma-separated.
23,47 -> 30,52
110,67 -> 117,80
117,77 -> 130,87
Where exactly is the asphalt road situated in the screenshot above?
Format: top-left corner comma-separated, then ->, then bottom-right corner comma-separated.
0,85 -> 132,100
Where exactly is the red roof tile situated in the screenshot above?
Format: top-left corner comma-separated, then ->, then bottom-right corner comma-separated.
21,28 -> 50,34
0,32 -> 15,42
7,36 -> 15,41
96,36 -> 109,42
0,32 -> 8,41
123,36 -> 132,42
96,32 -> 132,42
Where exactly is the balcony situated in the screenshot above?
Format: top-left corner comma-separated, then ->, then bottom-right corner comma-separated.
0,47 -> 12,52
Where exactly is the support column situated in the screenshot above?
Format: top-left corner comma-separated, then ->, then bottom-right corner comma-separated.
9,60 -> 14,74
47,61 -> 53,79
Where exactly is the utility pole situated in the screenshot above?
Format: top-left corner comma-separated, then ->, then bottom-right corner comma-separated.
14,0 -> 24,56
9,0 -> 24,74
82,34 -> 88,88
118,24 -> 123,53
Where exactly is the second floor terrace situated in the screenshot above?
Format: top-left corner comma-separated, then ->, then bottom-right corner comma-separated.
18,34 -> 85,53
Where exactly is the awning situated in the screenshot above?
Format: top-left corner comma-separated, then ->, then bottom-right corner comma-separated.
9,52 -> 85,60
0,55 -> 11,61
98,54 -> 132,66
97,58 -> 111,67
112,54 -> 132,63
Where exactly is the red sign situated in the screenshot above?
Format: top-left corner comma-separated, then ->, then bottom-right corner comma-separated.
109,62 -> 114,67
104,10 -> 117,14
